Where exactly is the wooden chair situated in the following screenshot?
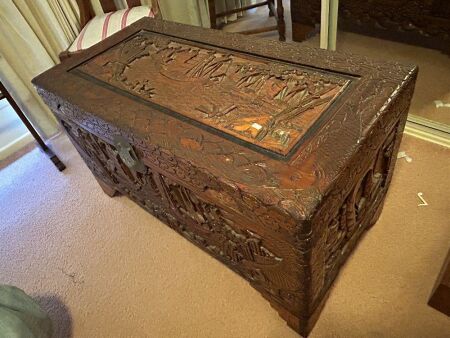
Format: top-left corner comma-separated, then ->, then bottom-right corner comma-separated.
59,0 -> 161,61
208,0 -> 285,41
0,81 -> 65,171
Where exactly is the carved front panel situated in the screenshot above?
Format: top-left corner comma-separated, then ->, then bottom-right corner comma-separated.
75,31 -> 350,157
61,119 -> 304,313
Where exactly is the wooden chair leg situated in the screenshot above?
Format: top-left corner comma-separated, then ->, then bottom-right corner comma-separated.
268,0 -> 275,16
277,0 -> 286,41
41,146 -> 66,171
0,80 -> 65,171
208,0 -> 217,29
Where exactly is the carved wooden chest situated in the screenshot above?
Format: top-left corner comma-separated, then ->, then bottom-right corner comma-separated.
33,19 -> 417,336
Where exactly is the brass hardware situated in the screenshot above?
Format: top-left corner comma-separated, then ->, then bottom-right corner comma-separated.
112,135 -> 146,173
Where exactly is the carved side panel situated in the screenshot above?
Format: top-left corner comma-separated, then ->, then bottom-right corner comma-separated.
60,118 -> 305,314
306,105 -> 408,315
323,126 -> 396,277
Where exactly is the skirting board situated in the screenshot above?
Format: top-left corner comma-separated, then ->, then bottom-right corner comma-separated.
405,116 -> 450,148
0,132 -> 33,161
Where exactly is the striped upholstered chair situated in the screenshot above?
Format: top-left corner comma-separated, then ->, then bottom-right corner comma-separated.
59,0 -> 161,61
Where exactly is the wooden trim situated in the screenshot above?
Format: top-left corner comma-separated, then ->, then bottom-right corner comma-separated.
404,117 -> 450,148
407,115 -> 450,133
0,133 -> 34,161
0,139 -> 36,171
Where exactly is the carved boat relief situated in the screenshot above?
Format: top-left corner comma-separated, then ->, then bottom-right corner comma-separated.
76,31 -> 350,156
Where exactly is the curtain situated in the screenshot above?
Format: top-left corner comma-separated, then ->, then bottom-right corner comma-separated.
157,0 -> 255,28
88,0 -> 255,27
0,0 -> 253,140
215,0 -> 256,25
0,0 -> 80,139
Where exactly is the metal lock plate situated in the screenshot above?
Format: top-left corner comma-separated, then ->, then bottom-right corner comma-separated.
112,135 -> 146,173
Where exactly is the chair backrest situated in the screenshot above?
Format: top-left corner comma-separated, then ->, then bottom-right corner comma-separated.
96,0 -> 145,14
76,0 -> 161,28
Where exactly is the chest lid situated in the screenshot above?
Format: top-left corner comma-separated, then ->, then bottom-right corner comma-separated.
33,18 -> 416,220
74,30 -> 351,159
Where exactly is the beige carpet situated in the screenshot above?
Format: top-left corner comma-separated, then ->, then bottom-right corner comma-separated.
299,31 -> 450,126
0,133 -> 449,338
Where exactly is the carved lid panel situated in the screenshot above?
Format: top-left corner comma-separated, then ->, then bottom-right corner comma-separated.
74,31 -> 350,158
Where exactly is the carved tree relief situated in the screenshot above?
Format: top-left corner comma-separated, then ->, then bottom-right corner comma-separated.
77,32 -> 349,156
